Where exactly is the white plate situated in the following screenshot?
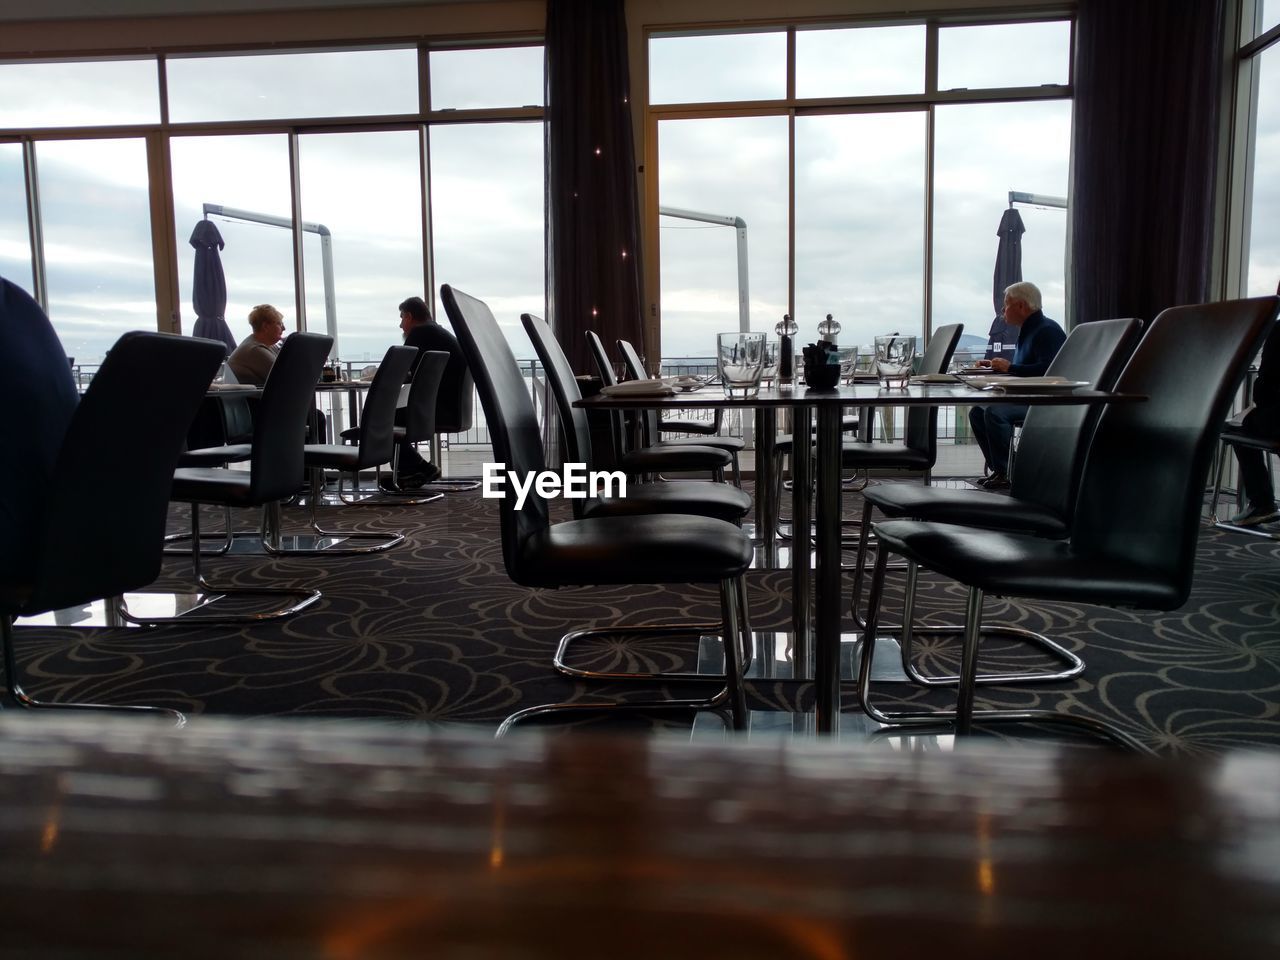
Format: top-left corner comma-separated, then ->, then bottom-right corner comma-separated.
599,379 -> 676,397
668,375 -> 712,393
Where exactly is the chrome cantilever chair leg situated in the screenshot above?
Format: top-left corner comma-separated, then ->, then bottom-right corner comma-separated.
551,569 -> 755,681
163,504 -> 235,555
326,450 -> 445,507
497,576 -> 752,736
240,470 -> 405,556
417,435 -> 481,492
2,616 -> 186,725
848,501 -> 1083,685
856,547 -> 1150,752
118,504 -> 321,625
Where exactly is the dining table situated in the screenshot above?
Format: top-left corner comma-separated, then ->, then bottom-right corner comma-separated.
3,714 -> 1275,959
576,375 -> 1145,735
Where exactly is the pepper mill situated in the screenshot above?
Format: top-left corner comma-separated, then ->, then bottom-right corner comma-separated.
818,312 -> 840,344
776,313 -> 798,385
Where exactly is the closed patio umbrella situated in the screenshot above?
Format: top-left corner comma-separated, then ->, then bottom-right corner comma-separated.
189,219 -> 236,355
985,207 -> 1025,358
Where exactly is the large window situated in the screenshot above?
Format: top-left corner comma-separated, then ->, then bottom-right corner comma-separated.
795,111 -> 927,352
36,138 -> 156,365
649,18 -> 1073,357
796,25 -> 926,98
166,49 -> 420,122
658,115 -> 788,358
937,21 -> 1071,90
0,59 -> 159,128
1244,40 -> 1279,296
299,130 -> 425,361
0,143 -> 31,292
170,134 -> 297,343
933,100 -> 1071,329
649,31 -> 787,104
428,121 -> 545,353
429,47 -> 544,110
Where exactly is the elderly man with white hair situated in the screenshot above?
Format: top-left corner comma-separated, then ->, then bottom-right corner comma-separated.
968,281 -> 1066,490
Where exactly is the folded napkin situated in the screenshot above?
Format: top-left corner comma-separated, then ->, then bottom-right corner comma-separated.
599,379 -> 676,397
909,373 -> 960,384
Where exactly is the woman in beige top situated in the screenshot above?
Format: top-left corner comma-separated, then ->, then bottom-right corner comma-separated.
227,304 -> 285,385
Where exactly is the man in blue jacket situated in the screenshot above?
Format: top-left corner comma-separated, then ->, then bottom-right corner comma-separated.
968,281 -> 1066,490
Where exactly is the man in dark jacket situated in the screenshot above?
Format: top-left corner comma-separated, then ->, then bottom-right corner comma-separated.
968,281 -> 1066,490
387,296 -> 467,489
1228,296 -> 1280,526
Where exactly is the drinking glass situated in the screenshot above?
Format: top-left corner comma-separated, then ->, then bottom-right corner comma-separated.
761,341 -> 779,384
874,335 -> 917,389
717,332 -> 767,399
836,345 -> 859,383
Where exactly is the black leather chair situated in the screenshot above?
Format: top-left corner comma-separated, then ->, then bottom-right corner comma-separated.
617,339 -> 745,486
159,332 -> 333,621
300,344 -> 418,551
851,317 -> 1143,686
620,343 -> 722,438
390,349 -> 450,498
1,331 -> 224,722
586,330 -> 732,481
857,296 -> 1279,749
427,357 -> 481,491
442,286 -> 754,733
524,312 -> 754,684
335,351 -> 448,506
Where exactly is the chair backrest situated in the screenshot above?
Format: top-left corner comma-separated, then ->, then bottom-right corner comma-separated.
24,332 -> 224,613
617,338 -> 664,444
403,350 -> 450,445
443,285 -> 550,584
616,336 -> 728,443
523,313 -> 595,471
904,323 -> 963,457
434,363 -> 476,435
1071,296 -> 1279,605
1010,317 -> 1142,518
249,332 -> 333,503
586,330 -> 628,464
352,345 -> 418,469
213,361 -> 254,445
586,330 -> 618,386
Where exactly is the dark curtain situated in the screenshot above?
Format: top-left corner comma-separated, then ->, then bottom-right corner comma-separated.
1069,0 -> 1225,325
545,0 -> 645,377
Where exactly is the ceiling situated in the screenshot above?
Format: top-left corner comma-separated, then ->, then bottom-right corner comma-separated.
0,0 -> 487,23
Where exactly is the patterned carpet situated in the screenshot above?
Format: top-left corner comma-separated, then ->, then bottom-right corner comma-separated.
10,480 -> 1280,755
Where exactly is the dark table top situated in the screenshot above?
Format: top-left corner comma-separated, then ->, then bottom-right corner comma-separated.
575,380 -> 1145,409
0,714 -> 1275,958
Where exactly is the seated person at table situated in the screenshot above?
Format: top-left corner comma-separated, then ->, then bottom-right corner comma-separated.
968,281 -> 1066,490
0,271 -> 78,582
383,296 -> 467,490
1228,299 -> 1280,527
228,303 -> 326,443
228,303 -> 285,385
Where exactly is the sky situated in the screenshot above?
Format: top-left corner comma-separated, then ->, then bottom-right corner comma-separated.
0,17 -> 1276,368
